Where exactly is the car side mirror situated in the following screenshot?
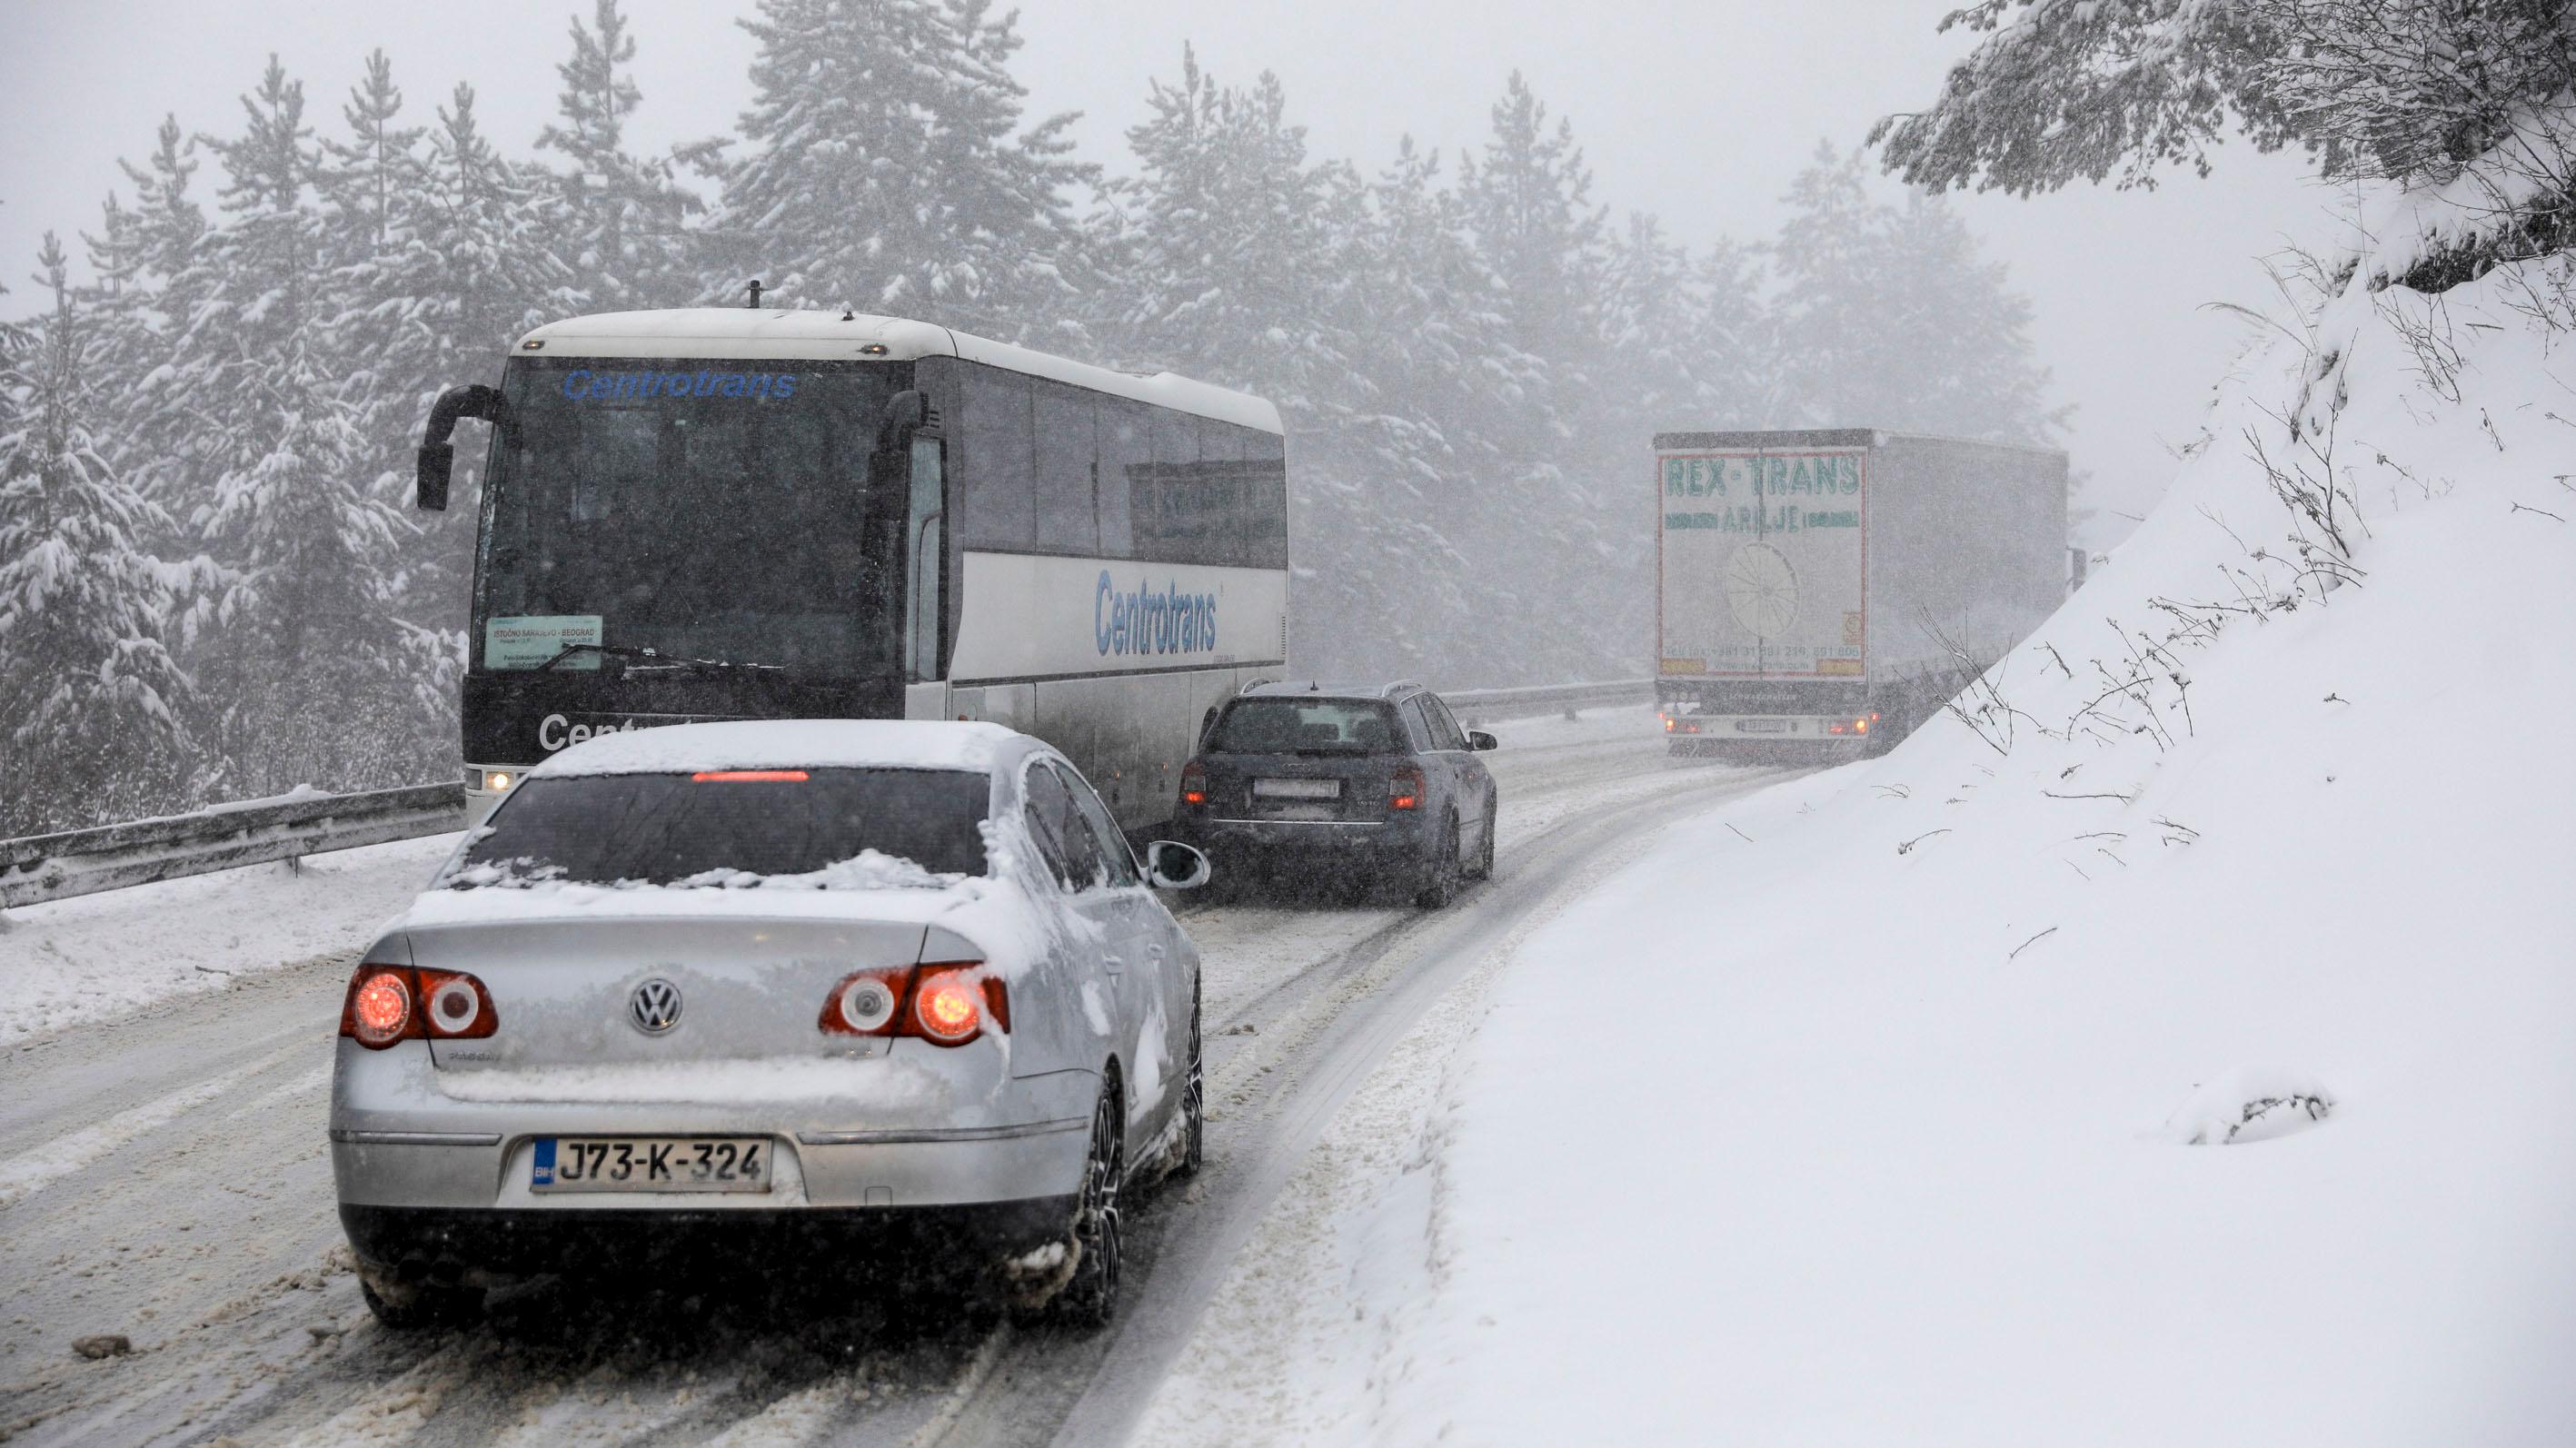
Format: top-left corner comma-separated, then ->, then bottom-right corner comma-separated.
1467,730 -> 1499,751
1144,840 -> 1212,890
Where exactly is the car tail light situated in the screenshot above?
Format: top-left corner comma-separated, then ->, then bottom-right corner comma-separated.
821,967 -> 910,1035
692,769 -> 809,782
420,970 -> 497,1038
344,966 -> 413,1047
913,972 -> 983,1044
1388,765 -> 1424,811
1179,760 -> 1208,807
341,964 -> 498,1048
820,962 -> 1006,1046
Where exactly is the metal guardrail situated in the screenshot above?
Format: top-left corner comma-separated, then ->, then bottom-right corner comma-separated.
0,679 -> 1654,913
0,784 -> 467,910
1443,678 -> 1655,723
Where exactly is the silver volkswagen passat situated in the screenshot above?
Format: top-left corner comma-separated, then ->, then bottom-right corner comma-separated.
330,720 -> 1211,1328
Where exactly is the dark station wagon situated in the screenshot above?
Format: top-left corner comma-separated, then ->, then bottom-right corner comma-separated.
1173,682 -> 1497,907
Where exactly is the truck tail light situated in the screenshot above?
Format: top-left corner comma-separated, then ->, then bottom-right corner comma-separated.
1388,765 -> 1424,811
1179,760 -> 1208,807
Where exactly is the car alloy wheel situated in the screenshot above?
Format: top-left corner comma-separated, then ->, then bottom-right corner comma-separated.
1061,1078 -> 1126,1327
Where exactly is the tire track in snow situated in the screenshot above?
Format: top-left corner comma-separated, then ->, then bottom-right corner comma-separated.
0,1036 -> 306,1208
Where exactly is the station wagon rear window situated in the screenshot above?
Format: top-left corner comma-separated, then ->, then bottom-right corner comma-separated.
453,768 -> 990,885
1207,699 -> 1406,754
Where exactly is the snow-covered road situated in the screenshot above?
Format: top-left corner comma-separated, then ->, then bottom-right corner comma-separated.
0,707 -> 1806,1447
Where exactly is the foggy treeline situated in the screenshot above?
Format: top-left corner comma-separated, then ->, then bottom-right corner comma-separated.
0,0 -> 2063,838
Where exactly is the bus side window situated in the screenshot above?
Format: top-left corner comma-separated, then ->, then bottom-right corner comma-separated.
959,365 -> 1033,549
1198,419 -> 1248,566
1033,381 -> 1098,554
1097,397 -> 1144,559
1244,429 -> 1288,570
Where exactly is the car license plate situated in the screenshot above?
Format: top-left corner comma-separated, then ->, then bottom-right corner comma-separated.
1736,719 -> 1792,733
532,1136 -> 772,1194
1253,778 -> 1342,799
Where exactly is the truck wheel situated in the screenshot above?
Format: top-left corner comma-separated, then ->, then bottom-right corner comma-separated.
1414,814 -> 1461,909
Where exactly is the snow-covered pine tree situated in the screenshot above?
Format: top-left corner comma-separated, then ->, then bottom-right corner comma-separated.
719,0 -> 1094,340
319,49 -> 435,508
0,235 -> 200,834
1318,135 -> 1534,680
1456,74 -> 1626,681
536,0 -> 701,313
168,58 -> 427,798
86,117 -> 209,526
1768,144 -> 2062,447
1875,0 -> 2575,196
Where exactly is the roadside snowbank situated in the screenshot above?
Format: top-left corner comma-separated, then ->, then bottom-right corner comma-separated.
1165,258 -> 2576,1443
0,832 -> 459,1046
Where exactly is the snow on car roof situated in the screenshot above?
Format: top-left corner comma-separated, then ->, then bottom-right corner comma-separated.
530,719 -> 1029,778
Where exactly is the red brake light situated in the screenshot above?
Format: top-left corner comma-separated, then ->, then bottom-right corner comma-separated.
1388,765 -> 1424,811
819,962 -> 1004,1045
916,978 -> 980,1042
346,968 -> 412,1047
692,769 -> 809,782
1179,761 -> 1208,808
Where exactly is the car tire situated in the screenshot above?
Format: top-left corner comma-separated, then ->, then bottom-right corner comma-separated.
1467,797 -> 1497,880
1057,1076 -> 1127,1328
1175,989 -> 1204,1178
1414,813 -> 1461,909
359,1274 -> 483,1331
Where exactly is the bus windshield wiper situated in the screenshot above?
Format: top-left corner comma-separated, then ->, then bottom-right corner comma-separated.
536,642 -> 786,675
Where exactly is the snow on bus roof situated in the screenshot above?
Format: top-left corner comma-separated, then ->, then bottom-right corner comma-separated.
516,308 -> 1285,434
530,719 -> 1029,779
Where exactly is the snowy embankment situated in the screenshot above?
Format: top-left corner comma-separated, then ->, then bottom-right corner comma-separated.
1141,261 -> 2576,1443
0,832 -> 460,1046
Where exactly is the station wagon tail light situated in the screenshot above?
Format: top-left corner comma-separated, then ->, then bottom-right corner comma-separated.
340,964 -> 497,1048
1388,765 -> 1425,811
1179,761 -> 1208,807
820,962 -> 1006,1046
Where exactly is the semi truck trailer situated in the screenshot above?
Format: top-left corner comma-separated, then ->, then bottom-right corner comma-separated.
1654,428 -> 2068,752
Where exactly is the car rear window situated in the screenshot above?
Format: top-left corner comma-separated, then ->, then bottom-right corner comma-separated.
1208,699 -> 1406,754
452,768 -> 990,886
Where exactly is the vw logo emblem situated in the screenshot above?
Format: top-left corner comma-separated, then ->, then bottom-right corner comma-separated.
629,977 -> 683,1035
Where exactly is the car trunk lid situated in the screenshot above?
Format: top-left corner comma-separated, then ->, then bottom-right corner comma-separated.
410,915 -> 928,1076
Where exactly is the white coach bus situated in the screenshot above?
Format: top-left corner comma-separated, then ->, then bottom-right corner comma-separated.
415,308 -> 1289,831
